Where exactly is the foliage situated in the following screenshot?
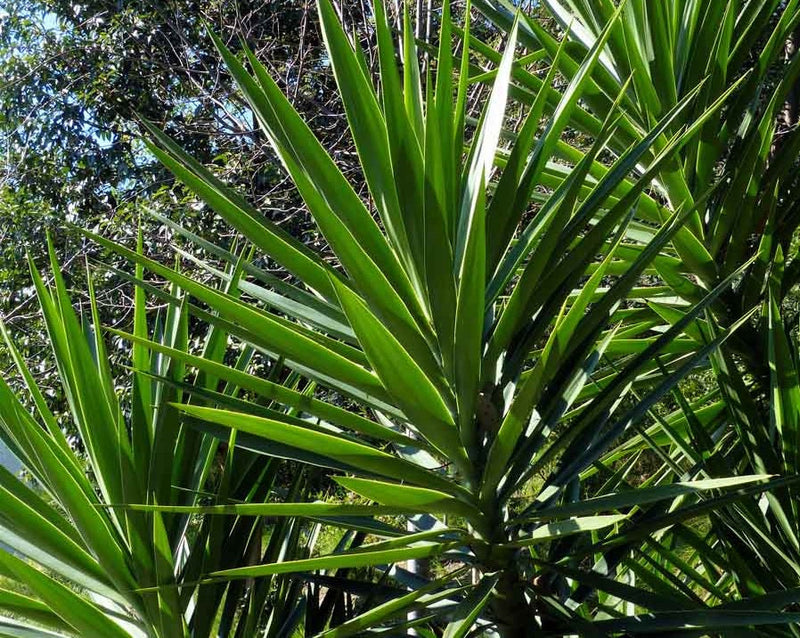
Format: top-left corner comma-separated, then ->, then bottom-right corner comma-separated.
0,0 -> 369,390
0,0 -> 358,215
475,0 -> 800,610
1,0 -> 800,636
0,241 -> 370,637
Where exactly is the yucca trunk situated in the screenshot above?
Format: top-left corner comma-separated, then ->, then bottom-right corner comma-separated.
492,570 -> 536,637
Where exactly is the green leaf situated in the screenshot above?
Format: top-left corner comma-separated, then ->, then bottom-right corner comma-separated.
83,229 -> 390,402
766,253 -> 800,472
593,610 -> 800,632
334,476 -> 484,523
442,574 -> 498,638
111,329 -> 419,449
114,501 -> 447,518
0,465 -> 114,599
0,551 -> 130,638
515,476 -> 774,522
318,571 -> 467,638
455,19 -> 518,267
331,278 -> 468,470
140,122 -> 337,301
317,0 -> 412,276
0,589 -> 74,635
173,404 -> 470,499
220,34 -> 431,336
203,534 -> 460,582
506,515 -> 627,547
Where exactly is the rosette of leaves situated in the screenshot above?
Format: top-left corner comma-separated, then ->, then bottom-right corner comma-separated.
3,0 -> 798,636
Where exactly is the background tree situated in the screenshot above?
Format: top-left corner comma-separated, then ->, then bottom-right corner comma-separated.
0,0 -> 375,402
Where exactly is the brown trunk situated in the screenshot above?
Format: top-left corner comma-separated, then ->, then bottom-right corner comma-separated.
491,570 -> 537,637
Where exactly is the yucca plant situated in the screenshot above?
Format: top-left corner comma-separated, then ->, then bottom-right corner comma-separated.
4,0 -> 800,636
474,0 -> 800,618
643,247 -> 800,627
64,0 -> 800,634
472,0 -> 800,375
0,244 -> 365,637
471,0 -> 800,404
